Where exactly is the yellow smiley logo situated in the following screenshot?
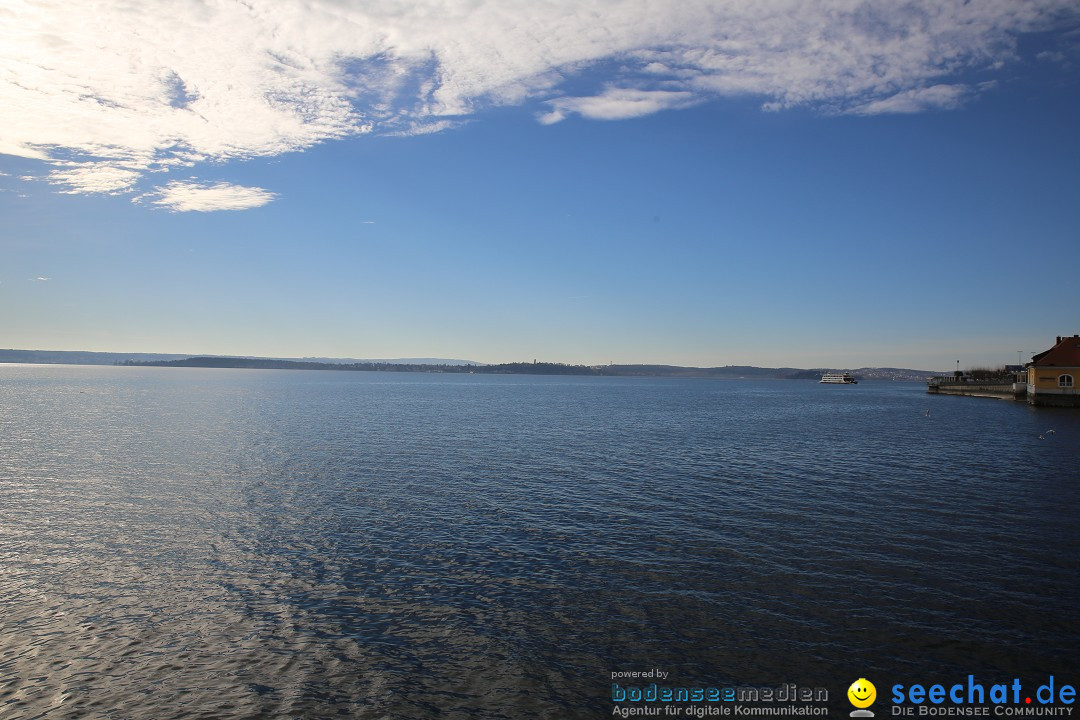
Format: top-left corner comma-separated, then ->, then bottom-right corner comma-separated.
848,678 -> 876,708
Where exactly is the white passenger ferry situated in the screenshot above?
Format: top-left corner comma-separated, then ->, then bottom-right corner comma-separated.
820,372 -> 858,384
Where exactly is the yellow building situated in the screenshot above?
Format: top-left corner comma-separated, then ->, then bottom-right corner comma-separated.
1026,335 -> 1080,407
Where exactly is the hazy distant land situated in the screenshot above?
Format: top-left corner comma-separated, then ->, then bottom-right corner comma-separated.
0,349 -> 479,367
0,349 -> 941,381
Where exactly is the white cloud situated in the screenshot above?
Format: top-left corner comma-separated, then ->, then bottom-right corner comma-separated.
144,181 -> 277,212
29,276 -> 50,281
385,119 -> 464,137
0,140 -> 48,160
539,88 -> 700,124
47,163 -> 143,194
849,84 -> 972,115
1036,50 -> 1067,64
1,0 -> 1076,206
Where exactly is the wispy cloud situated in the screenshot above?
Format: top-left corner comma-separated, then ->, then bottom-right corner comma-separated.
1,1 -> 1076,208
385,120 -> 466,137
144,181 -> 277,212
538,88 -> 699,124
29,276 -> 50,281
1036,50 -> 1068,64
46,163 -> 143,195
848,84 -> 973,116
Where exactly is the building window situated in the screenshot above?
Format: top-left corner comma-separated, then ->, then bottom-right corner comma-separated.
1060,374 -> 1074,388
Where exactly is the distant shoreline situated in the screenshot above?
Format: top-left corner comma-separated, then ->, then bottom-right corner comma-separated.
0,349 -> 940,381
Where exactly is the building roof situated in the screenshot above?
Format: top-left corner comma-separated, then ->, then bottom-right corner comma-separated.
1030,335 -> 1080,368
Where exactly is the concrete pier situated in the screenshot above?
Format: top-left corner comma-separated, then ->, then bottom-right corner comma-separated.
926,377 -> 1026,400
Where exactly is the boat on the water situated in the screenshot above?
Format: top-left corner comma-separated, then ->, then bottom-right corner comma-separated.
820,372 -> 858,384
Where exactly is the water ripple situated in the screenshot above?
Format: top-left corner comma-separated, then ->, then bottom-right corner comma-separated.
1,367 -> 1078,718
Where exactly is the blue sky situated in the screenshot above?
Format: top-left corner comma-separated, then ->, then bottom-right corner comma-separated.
2,1 -> 1078,370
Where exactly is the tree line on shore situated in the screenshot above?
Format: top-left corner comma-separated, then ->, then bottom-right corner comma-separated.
119,356 -> 820,378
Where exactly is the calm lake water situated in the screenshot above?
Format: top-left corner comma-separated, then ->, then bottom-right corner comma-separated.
2,365 -> 1078,719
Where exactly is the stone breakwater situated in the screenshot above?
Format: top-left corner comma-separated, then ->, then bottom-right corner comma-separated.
926,378 -> 1025,401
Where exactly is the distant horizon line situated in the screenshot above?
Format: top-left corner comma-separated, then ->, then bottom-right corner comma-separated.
0,347 -> 948,375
